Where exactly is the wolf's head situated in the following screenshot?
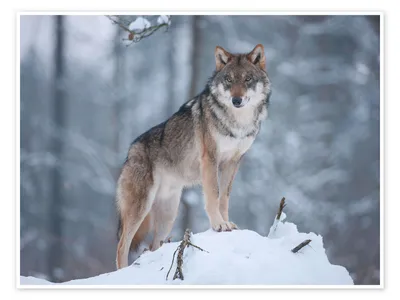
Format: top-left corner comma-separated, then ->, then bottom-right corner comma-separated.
209,44 -> 271,110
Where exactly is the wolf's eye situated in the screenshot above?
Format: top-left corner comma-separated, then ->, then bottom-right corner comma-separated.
225,76 -> 232,83
245,76 -> 252,82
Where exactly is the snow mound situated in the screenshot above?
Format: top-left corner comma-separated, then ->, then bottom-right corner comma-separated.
20,218 -> 353,286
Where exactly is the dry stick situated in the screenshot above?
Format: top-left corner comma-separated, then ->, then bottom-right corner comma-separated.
168,229 -> 190,280
166,229 -> 208,281
166,247 -> 179,280
187,242 -> 209,253
173,245 -> 186,280
174,229 -> 191,280
270,197 -> 286,234
276,197 -> 286,221
291,239 -> 312,253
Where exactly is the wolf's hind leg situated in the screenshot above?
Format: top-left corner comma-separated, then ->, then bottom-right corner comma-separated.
130,212 -> 153,251
115,155 -> 158,269
150,186 -> 182,251
116,196 -> 156,269
117,216 -> 141,269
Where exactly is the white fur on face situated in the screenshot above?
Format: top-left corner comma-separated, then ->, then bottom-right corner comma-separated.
245,82 -> 269,108
214,83 -> 232,103
212,81 -> 269,124
214,82 -> 269,108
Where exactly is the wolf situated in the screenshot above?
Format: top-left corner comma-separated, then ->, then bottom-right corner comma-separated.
115,44 -> 272,269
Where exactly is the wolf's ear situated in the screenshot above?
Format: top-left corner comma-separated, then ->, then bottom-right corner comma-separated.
247,44 -> 266,70
215,46 -> 232,71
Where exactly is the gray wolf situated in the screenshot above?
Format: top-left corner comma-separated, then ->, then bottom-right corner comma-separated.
116,44 -> 272,269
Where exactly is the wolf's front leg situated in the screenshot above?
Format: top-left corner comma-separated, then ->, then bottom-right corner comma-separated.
200,140 -> 236,232
218,157 -> 241,228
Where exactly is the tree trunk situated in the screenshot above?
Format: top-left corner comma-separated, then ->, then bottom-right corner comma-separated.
47,15 -> 66,282
112,27 -> 125,179
181,15 -> 202,233
165,18 -> 176,117
188,16 -> 202,99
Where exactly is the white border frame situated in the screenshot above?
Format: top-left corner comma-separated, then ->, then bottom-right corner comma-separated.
16,11 -> 384,290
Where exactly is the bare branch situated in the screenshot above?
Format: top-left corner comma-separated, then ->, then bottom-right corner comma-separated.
166,247 -> 179,280
187,242 -> 209,253
166,229 -> 208,281
105,15 -> 131,33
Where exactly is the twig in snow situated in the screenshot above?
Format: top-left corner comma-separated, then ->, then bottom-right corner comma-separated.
187,242 -> 209,253
269,197 -> 287,235
276,197 -> 286,221
166,229 -> 208,281
172,231 -> 188,280
166,247 -> 179,280
291,239 -> 312,253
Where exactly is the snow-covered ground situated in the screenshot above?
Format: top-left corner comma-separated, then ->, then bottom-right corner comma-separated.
20,215 -> 353,286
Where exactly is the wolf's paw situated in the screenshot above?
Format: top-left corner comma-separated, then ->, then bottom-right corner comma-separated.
212,221 -> 238,232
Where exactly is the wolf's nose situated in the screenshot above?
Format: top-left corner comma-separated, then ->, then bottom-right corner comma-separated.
232,97 -> 242,107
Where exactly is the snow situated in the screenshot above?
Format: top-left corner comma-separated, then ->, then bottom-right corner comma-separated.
183,189 -> 200,206
128,17 -> 151,32
268,212 -> 287,236
157,15 -> 171,25
20,215 -> 353,286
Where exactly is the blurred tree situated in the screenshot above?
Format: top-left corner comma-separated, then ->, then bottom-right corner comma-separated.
188,15 -> 202,100
47,15 -> 66,282
112,26 -> 125,179
180,15 -> 203,234
165,18 -> 176,117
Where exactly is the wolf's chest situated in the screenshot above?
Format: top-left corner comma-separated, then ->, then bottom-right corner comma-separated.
216,134 -> 255,161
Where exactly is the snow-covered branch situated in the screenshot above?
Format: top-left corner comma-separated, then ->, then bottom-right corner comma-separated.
106,15 -> 171,45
